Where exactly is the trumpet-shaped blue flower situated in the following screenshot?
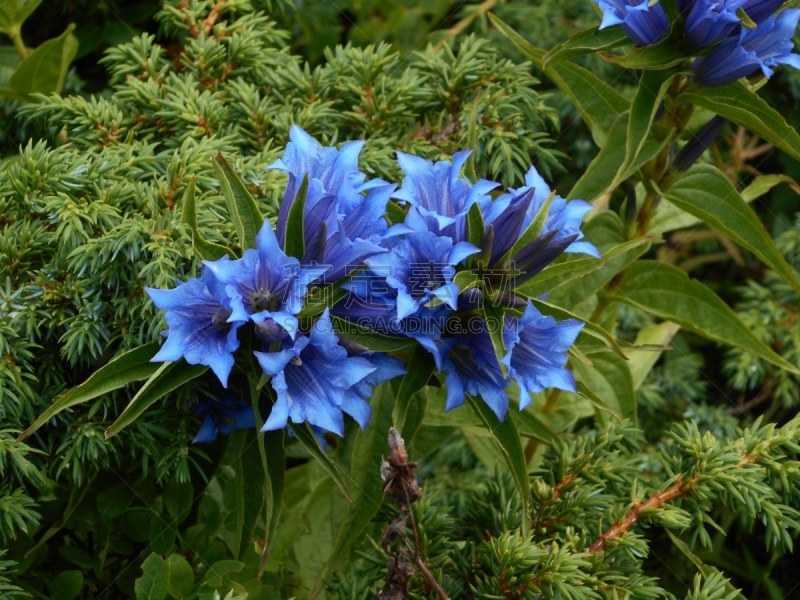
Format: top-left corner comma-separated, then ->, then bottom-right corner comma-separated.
193,397 -> 256,443
594,0 -> 671,46
203,221 -> 327,340
271,125 -> 367,242
693,8 -> 800,86
684,0 -> 747,47
269,126 -> 391,281
365,230 -> 479,319
146,267 -> 245,387
503,302 -> 583,408
486,167 -> 598,260
418,325 -> 511,420
482,166 -> 598,285
394,151 -> 498,241
254,311 -> 380,435
308,185 -> 394,282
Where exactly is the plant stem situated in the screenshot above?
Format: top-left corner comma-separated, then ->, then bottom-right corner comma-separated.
8,25 -> 28,59
588,454 -> 758,552
250,377 -> 273,580
588,476 -> 692,552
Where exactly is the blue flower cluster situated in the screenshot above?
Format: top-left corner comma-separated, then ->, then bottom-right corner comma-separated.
592,0 -> 800,86
147,127 -> 597,441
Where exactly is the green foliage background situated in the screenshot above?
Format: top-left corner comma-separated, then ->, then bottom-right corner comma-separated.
1,0 -> 799,598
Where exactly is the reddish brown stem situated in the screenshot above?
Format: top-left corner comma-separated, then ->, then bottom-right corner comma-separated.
589,454 -> 759,553
588,477 -> 692,553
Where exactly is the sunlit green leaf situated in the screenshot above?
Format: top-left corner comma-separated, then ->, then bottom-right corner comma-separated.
614,261 -> 800,374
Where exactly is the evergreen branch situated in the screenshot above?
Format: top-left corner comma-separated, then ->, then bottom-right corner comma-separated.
589,476 -> 693,553
589,451 -> 761,553
204,0 -> 228,33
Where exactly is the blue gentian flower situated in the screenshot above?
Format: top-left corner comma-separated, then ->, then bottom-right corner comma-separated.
365,230 -> 479,319
684,0 -> 747,47
269,126 -> 391,281
693,8 -> 800,86
503,302 -> 583,408
285,353 -> 405,448
193,398 -> 256,443
594,0 -> 671,46
349,352 -> 407,408
482,167 -> 598,285
271,125 -> 368,243
146,266 -> 245,387
254,310 -> 380,435
394,151 -> 498,241
417,325 -> 511,420
203,220 -> 327,340
485,167 -> 599,261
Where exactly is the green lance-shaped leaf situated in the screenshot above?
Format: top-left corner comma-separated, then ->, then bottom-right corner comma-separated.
546,239 -> 653,312
212,153 -> 264,252
576,381 -> 624,422
298,281 -> 348,319
105,362 -> 208,438
226,429 -> 266,561
467,396 -> 531,537
250,376 -> 285,574
4,24 -> 78,99
651,173 -> 800,235
289,423 -> 351,501
392,346 -> 435,442
330,315 -> 416,352
613,261 -> 800,374
314,383 -> 395,596
624,70 -> 679,180
626,321 -> 681,390
284,174 -> 309,259
664,164 -> 800,293
741,174 -> 799,203
490,13 -> 628,146
513,407 -> 557,443
572,350 -> 636,422
482,302 -> 509,377
599,41 -> 687,70
568,112 -> 672,203
18,342 -> 161,441
261,429 -> 285,567
516,237 -> 651,300
465,201 -> 485,248
678,82 -> 800,162
180,177 -> 233,260
543,26 -> 630,66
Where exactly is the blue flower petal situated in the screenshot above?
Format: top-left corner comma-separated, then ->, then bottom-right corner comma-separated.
503,302 -> 583,407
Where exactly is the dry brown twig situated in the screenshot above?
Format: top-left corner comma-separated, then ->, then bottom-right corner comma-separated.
376,428 -> 448,600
